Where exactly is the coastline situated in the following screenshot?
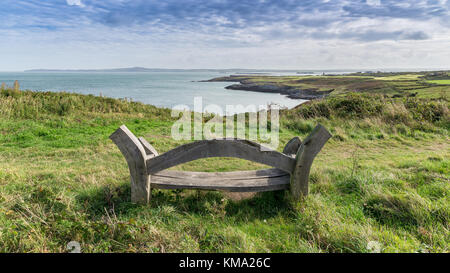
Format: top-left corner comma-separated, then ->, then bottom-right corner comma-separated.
202,75 -> 333,100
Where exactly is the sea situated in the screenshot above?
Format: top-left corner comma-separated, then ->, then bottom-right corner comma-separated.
0,70 -> 354,114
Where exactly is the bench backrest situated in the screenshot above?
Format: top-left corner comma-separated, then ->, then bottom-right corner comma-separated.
146,139 -> 296,174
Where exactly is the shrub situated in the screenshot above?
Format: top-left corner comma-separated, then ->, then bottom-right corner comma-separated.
328,93 -> 384,118
289,93 -> 449,127
404,99 -> 448,123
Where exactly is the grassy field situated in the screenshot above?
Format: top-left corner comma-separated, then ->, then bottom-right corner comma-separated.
209,71 -> 450,99
427,80 -> 450,85
0,81 -> 449,253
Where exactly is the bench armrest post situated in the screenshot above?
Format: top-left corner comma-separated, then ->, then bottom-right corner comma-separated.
138,137 -> 159,158
110,125 -> 151,204
283,136 -> 302,157
290,124 -> 331,201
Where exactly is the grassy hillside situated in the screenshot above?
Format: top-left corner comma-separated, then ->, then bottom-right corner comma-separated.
0,85 -> 448,253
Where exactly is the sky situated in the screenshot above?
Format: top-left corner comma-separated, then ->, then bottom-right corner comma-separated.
0,0 -> 449,71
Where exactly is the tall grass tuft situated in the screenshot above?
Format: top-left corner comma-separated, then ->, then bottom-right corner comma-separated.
13,80 -> 19,92
0,89 -> 173,120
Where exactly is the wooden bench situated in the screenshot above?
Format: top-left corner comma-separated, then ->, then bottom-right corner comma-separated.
110,124 -> 331,204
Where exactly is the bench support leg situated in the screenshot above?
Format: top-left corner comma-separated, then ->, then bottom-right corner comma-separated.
290,124 -> 331,201
110,125 -> 151,204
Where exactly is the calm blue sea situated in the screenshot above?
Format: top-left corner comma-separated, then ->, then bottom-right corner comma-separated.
0,71 -> 305,114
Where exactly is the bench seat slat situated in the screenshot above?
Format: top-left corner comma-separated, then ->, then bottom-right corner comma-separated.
151,168 -> 289,192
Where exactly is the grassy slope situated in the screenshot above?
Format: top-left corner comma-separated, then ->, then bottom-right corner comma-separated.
0,84 -> 449,253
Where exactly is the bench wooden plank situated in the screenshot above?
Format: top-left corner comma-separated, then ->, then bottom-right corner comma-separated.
146,139 -> 296,175
151,168 -> 290,192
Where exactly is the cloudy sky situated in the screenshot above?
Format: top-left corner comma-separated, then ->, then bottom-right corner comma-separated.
1,0 -> 449,71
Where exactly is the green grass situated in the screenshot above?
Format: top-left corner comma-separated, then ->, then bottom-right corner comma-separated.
427,80 -> 450,85
374,74 -> 422,81
0,85 -> 449,253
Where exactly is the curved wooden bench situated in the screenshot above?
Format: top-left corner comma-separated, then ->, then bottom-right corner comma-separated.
110,124 -> 331,204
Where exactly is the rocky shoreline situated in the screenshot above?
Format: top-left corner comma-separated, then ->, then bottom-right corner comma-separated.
203,76 -> 333,100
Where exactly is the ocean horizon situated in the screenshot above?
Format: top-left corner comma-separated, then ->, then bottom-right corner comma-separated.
0,71 -> 310,114
1,68 -> 445,114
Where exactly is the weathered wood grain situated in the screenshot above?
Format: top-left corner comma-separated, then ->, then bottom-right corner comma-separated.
138,137 -> 159,158
151,168 -> 290,192
110,125 -> 151,204
283,137 -> 302,156
146,139 -> 296,174
290,124 -> 331,200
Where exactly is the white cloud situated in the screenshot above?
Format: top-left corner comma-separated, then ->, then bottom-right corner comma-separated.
366,0 -> 381,6
66,0 -> 85,7
1,0 -> 449,70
